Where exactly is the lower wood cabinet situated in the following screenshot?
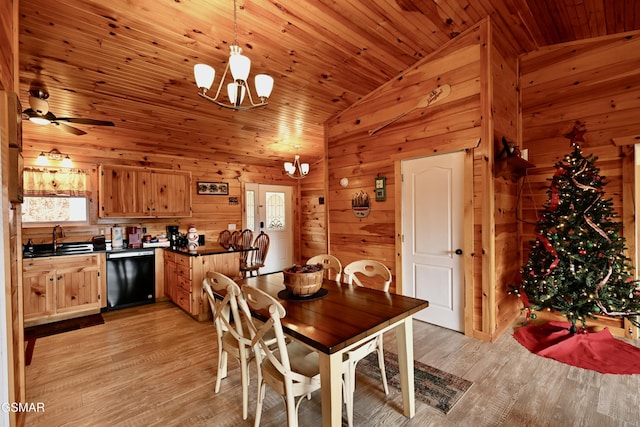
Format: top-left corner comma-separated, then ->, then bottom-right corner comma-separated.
163,250 -> 241,321
23,254 -> 105,327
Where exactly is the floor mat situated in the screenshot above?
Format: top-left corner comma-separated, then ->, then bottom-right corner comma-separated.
359,349 -> 473,414
24,314 -> 105,365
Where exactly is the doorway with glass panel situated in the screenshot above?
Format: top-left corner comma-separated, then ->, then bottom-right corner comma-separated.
244,183 -> 293,273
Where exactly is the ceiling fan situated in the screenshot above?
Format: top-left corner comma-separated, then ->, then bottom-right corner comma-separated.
22,88 -> 115,136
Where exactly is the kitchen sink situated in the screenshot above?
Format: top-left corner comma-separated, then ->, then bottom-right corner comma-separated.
24,242 -> 95,258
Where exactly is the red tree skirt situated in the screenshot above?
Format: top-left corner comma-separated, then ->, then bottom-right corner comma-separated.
514,321 -> 640,374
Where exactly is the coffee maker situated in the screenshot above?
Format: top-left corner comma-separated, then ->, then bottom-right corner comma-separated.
166,225 -> 180,248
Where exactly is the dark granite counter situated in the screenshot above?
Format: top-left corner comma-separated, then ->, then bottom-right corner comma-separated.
165,243 -> 256,257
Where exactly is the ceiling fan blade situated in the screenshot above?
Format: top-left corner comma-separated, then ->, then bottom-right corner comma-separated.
53,122 -> 87,136
55,117 -> 115,126
23,85 -> 112,134
22,108 -> 36,120
22,109 -> 57,122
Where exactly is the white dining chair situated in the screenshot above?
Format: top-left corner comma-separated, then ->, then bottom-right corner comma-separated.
307,254 -> 343,281
202,272 -> 273,420
342,259 -> 392,427
240,285 -> 321,427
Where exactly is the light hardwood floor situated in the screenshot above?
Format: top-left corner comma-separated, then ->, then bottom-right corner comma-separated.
24,301 -> 640,426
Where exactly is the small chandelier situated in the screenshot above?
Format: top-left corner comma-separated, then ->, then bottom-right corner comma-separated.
284,147 -> 309,179
194,0 -> 274,110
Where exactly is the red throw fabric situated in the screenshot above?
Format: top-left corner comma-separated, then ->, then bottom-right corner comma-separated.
514,321 -> 640,374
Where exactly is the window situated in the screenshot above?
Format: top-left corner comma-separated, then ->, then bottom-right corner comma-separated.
22,167 -> 90,225
245,189 -> 255,231
22,196 -> 89,225
266,191 -> 286,230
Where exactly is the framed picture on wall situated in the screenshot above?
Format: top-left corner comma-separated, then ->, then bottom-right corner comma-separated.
197,181 -> 229,195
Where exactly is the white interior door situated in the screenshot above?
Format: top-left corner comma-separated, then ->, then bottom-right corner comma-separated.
245,183 -> 293,274
401,151 -> 465,332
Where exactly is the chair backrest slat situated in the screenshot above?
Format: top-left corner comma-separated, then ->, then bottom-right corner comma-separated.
343,259 -> 391,291
307,254 -> 343,281
240,285 -> 291,376
218,229 -> 232,249
229,230 -> 241,250
203,272 -> 249,344
251,232 -> 270,267
238,229 -> 254,263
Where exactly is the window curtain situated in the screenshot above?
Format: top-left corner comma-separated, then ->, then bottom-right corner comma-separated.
23,167 -> 89,196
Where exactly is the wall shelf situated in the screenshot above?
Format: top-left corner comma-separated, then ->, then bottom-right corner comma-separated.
495,156 -> 535,180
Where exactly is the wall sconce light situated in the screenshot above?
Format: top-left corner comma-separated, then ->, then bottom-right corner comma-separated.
36,148 -> 73,168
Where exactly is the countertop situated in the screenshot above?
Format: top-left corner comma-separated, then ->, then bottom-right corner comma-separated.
23,242 -> 255,259
164,243 -> 256,257
23,242 -> 157,258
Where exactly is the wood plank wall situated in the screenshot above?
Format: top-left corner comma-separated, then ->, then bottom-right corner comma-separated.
519,30 -> 640,338
300,158 -> 327,262
489,21 -> 521,338
322,19 -> 523,340
0,0 -> 14,91
1,0 -> 25,424
20,149 -> 294,251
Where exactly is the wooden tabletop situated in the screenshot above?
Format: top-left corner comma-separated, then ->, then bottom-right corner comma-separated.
236,273 -> 429,354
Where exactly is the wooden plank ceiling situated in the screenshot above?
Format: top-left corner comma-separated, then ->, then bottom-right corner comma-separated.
17,0 -> 640,168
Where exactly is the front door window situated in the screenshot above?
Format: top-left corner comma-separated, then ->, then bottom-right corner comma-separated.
266,191 -> 286,230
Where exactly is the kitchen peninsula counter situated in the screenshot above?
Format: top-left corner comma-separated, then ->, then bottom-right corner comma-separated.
163,244 -> 253,320
164,243 -> 255,257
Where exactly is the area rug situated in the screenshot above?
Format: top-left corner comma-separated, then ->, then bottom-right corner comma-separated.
360,349 -> 473,414
24,313 -> 104,366
513,321 -> 640,374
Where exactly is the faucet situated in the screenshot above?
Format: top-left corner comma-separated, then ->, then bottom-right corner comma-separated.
53,225 -> 65,252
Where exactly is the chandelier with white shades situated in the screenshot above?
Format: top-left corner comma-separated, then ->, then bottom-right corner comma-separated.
193,0 -> 274,110
284,147 -> 309,179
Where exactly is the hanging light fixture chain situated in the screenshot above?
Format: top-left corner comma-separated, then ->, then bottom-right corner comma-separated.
233,0 -> 238,46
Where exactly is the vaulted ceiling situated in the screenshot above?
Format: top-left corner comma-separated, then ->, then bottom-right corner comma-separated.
18,0 -> 640,168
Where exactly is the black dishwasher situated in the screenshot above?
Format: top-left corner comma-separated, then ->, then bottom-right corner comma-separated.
105,249 -> 156,310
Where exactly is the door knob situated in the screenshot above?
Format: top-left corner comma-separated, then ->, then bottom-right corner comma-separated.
455,249 -> 463,255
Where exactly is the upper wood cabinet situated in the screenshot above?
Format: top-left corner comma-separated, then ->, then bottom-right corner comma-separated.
99,165 -> 192,218
144,169 -> 192,217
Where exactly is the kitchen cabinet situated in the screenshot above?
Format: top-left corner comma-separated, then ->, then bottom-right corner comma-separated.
163,247 -> 242,321
99,165 -> 192,218
23,254 -> 105,327
164,250 -> 193,314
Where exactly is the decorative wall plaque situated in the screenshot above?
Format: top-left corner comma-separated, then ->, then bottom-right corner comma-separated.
197,181 -> 229,195
352,190 -> 370,218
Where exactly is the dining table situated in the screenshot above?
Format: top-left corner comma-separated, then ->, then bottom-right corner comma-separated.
234,272 -> 429,427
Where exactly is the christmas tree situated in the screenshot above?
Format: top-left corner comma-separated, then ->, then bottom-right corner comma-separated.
516,126 -> 640,333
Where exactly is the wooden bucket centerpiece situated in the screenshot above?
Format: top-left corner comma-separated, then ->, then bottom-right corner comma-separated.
283,264 -> 324,297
